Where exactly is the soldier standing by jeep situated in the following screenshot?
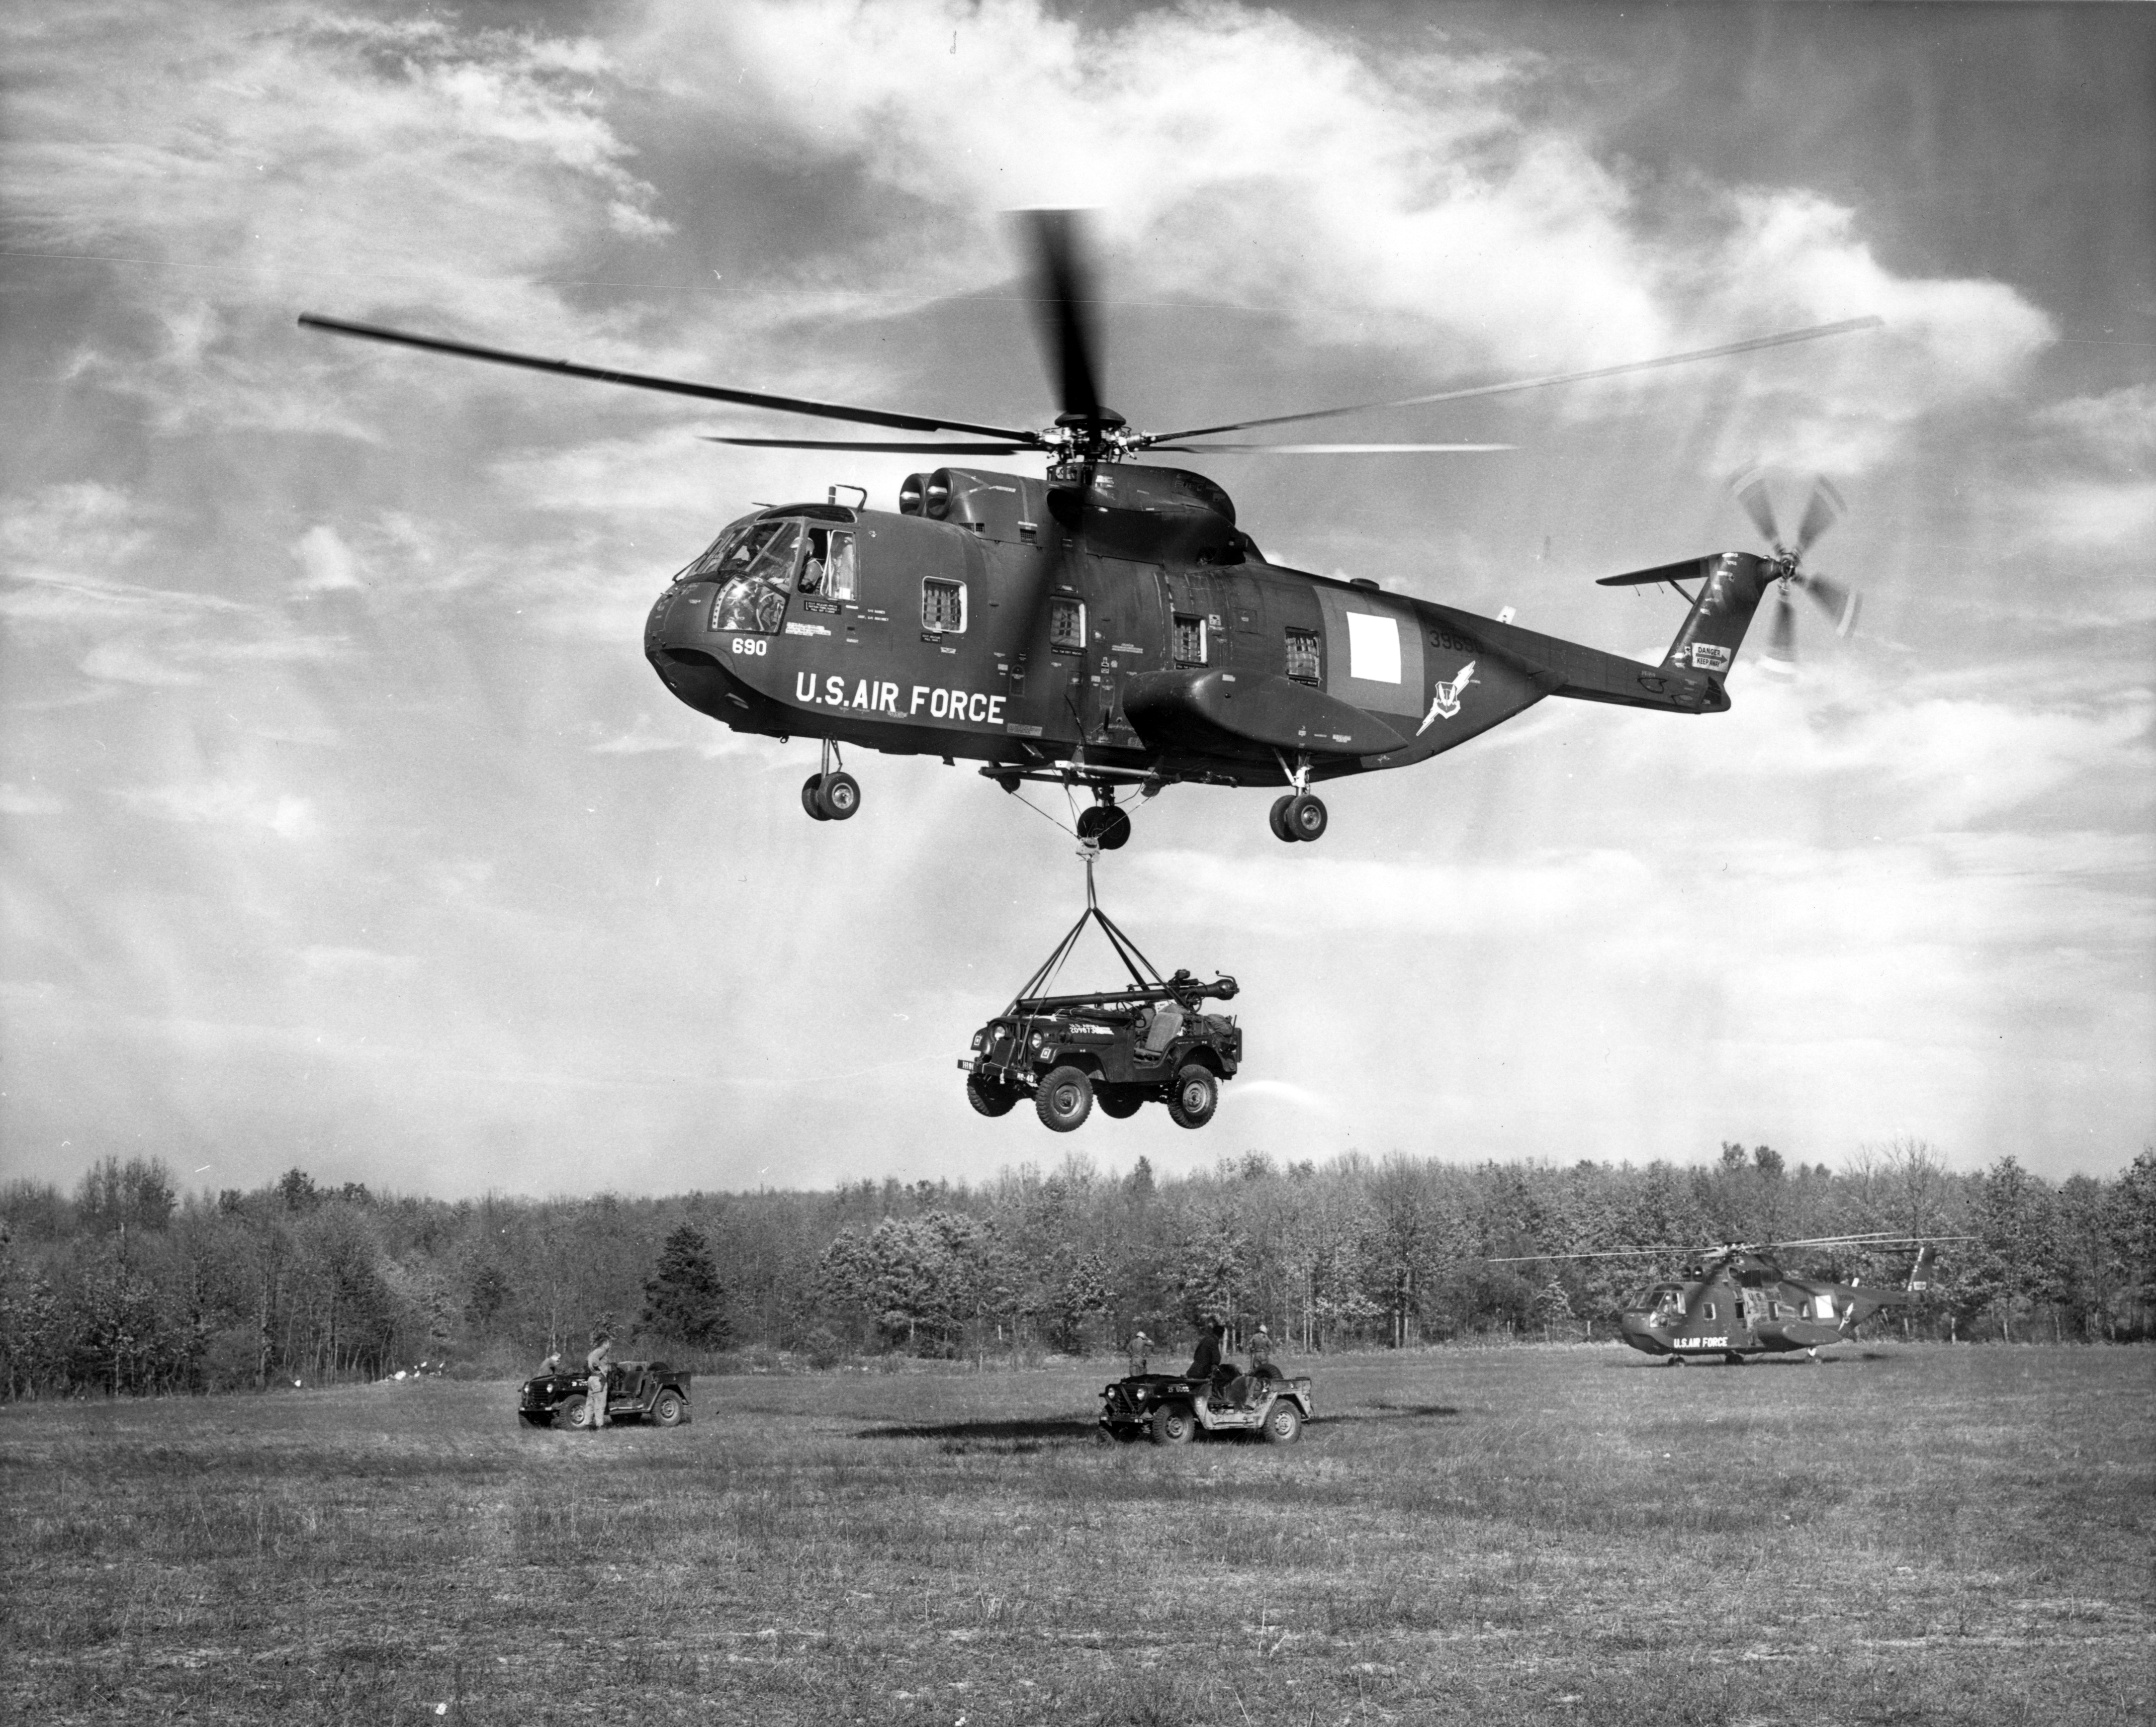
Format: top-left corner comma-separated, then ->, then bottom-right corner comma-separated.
1188,1318 -> 1224,1388
584,1329 -> 613,1429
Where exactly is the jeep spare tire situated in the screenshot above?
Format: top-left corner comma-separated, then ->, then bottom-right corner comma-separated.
966,1072 -> 1020,1117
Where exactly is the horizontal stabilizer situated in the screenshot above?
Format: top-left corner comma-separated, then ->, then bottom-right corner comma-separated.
1597,556 -> 1715,588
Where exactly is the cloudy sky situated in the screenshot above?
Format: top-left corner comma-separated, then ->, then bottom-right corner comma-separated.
3,1 -> 2149,1199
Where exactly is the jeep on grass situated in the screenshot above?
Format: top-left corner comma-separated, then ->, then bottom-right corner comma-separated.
1099,1365 -> 1315,1445
517,1359 -> 692,1430
961,971 -> 1241,1133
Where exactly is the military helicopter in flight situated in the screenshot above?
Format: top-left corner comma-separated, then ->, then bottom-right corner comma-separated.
1494,1234 -> 1954,1364
299,213 -> 1876,845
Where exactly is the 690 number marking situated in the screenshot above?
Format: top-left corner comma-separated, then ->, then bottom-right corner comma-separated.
730,636 -> 767,656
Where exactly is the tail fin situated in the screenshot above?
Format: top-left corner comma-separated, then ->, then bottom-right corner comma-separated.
1597,551 -> 1776,686
1906,1244 -> 1935,1294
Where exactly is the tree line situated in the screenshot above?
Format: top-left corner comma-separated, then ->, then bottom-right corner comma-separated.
2,1141 -> 2149,1399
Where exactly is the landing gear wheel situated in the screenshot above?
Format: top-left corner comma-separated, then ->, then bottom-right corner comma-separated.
801,774 -> 831,821
818,770 -> 861,820
965,1072 -> 1020,1117
1664,1355 -> 1686,1368
1269,795 -> 1297,842
1263,1401 -> 1303,1445
1095,807 -> 1131,849
1167,1064 -> 1218,1130
1095,1084 -> 1143,1119
1076,806 -> 1105,840
1285,793 -> 1327,842
1150,1402 -> 1196,1445
1034,1065 -> 1095,1133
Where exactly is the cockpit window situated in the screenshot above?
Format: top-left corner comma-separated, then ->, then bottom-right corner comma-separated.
680,517 -> 762,582
708,520 -> 801,635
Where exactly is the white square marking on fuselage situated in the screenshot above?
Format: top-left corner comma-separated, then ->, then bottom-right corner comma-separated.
1345,612 -> 1401,683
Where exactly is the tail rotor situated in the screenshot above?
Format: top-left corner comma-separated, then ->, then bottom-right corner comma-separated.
1733,471 -> 1861,670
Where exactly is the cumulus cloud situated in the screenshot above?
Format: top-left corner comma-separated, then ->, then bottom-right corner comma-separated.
116,779 -> 321,840
0,783 -> 65,815
292,524 -> 365,592
621,0 -> 2052,473
589,716 -> 688,755
2035,383 -> 2156,472
79,642 -> 204,687
3,3 -> 674,435
299,944 -> 418,978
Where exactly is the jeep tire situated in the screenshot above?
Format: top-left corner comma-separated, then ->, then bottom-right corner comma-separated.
1151,1402 -> 1196,1445
1263,1401 -> 1303,1445
1095,1083 -> 1144,1119
650,1389 -> 686,1427
1035,1065 -> 1094,1133
1167,1064 -> 1219,1130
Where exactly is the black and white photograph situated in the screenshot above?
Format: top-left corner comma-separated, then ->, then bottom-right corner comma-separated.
3,1 -> 2150,1719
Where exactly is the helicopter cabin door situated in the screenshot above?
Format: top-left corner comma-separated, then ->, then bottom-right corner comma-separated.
1079,557 -> 1167,747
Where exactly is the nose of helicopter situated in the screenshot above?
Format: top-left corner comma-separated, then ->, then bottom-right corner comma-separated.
1617,1310 -> 1668,1356
644,580 -> 773,727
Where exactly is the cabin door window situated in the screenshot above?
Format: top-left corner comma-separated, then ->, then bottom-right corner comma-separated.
800,528 -> 856,600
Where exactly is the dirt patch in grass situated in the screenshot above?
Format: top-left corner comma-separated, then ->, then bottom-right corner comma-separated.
3,1346 -> 2150,1724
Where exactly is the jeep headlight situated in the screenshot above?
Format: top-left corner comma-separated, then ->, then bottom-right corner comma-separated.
1030,1032 -> 1042,1049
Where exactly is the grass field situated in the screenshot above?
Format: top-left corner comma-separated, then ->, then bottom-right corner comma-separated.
3,1344 -> 2149,1725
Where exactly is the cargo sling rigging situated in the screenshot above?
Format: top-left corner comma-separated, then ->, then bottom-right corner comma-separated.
1006,854 -> 1198,1015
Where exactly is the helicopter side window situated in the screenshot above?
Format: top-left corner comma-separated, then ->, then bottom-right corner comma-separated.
1812,1293 -> 1837,1321
709,520 -> 801,635
923,577 -> 966,634
799,528 -> 857,600
1174,614 -> 1207,667
1285,627 -> 1321,683
1049,597 -> 1086,652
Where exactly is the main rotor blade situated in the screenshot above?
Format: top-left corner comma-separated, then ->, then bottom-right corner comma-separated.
1734,470 -> 1782,548
1794,476 -> 1846,556
296,314 -> 1041,443
1151,442 -> 1515,454
702,436 -> 1036,453
1133,316 -> 1884,448
1020,209 -> 1107,423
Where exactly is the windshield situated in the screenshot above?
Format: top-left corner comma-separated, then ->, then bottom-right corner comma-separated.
707,521 -> 803,635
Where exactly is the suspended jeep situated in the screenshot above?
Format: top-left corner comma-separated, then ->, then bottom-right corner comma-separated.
958,860 -> 1240,1132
